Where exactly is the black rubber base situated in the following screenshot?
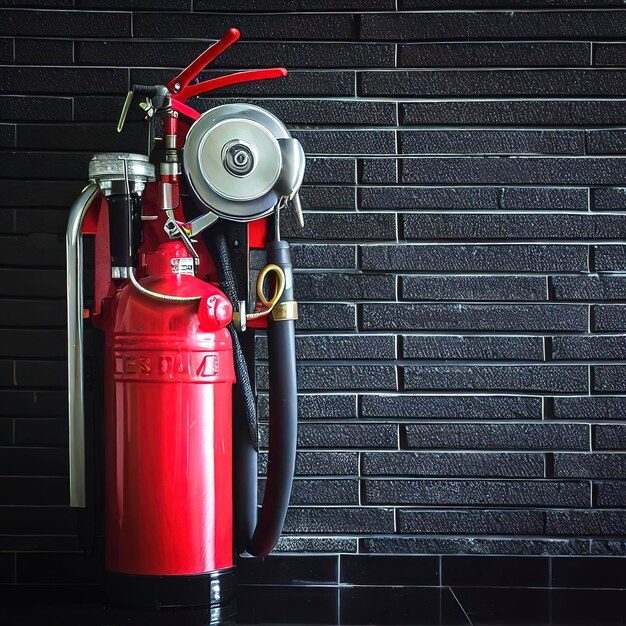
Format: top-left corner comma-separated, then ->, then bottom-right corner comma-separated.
105,568 -> 236,609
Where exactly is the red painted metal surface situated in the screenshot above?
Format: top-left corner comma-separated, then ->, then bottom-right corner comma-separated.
101,242 -> 235,575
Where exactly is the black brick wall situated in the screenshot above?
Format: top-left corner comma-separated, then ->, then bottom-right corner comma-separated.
2,1 -> 626,590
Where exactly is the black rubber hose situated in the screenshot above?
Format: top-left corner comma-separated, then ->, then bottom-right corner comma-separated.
246,239 -> 298,558
209,229 -> 258,450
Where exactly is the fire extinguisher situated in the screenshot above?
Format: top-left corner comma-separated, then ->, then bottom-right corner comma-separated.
65,29 -> 304,608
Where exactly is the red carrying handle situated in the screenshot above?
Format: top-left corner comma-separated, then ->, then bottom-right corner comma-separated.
167,28 -> 240,94
167,28 -> 288,110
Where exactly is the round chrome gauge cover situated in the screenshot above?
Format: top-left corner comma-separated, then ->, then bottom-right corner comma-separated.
183,104 -> 291,222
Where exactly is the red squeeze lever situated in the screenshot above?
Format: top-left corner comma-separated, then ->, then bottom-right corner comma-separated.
168,27 -> 288,109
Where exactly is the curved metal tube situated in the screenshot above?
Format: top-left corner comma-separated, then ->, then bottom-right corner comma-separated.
66,183 -> 100,508
128,266 -> 202,303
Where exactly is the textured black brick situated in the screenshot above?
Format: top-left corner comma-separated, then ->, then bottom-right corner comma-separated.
15,39 -> 73,65
259,365 -> 397,392
14,418 -> 67,447
187,97 -> 396,126
405,423 -> 589,451
546,511 -> 626,536
402,276 -> 547,302
297,304 -> 356,331
553,336 -> 626,360
360,159 -> 397,184
256,335 -> 395,360
0,300 -> 65,327
16,552 -> 98,584
0,125 -> 15,148
401,100 -> 626,127
361,395 -> 542,420
0,9 -> 131,37
0,96 -> 72,122
259,452 -> 358,477
0,330 -> 65,358
282,213 -> 396,241
359,186 -> 497,210
0,67 -> 127,95
0,448 -> 67,476
195,0 -> 393,7
135,12 -> 356,39
399,130 -> 583,156
360,536 -> 586,556
0,507 -> 76,535
257,394 -> 357,420
404,214 -> 626,242
592,188 -> 626,210
397,510 -> 544,535
14,209 -> 69,235
362,11 -> 626,41
0,360 -> 15,387
361,245 -> 587,273
361,452 -> 544,478
274,537 -> 357,553
400,157 -> 626,186
0,151 -> 91,180
78,40 -> 394,68
294,273 -> 395,301
553,275 -> 626,301
403,335 -> 543,361
261,478 -> 359,505
361,70 -> 626,98
363,479 -> 589,507
0,391 -> 65,417
595,42 -> 626,65
594,245 -> 626,271
593,305 -> 626,331
298,183 -> 354,210
17,123 -> 145,152
595,425 -> 626,450
590,541 -> 626,556
293,130 -> 395,155
595,483 -> 626,507
284,507 -> 394,534
15,360 -> 66,388
593,365 -> 626,392
0,181 -> 84,207
76,0 -> 190,7
133,68 -> 354,97
304,159 -> 355,185
0,419 -> 11,445
0,38 -> 11,63
271,423 -> 397,450
0,552 -> 14,584
500,187 -> 589,211
554,396 -> 626,420
588,129 -> 626,154
0,477 -> 67,506
290,244 -> 355,269
0,269 -> 65,298
554,453 -> 626,479
399,42 -> 589,68
363,304 -> 587,332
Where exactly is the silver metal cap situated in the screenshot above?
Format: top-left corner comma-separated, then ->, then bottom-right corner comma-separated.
89,153 -> 156,195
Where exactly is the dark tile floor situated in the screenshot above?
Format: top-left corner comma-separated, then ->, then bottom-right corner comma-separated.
0,585 -> 624,625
